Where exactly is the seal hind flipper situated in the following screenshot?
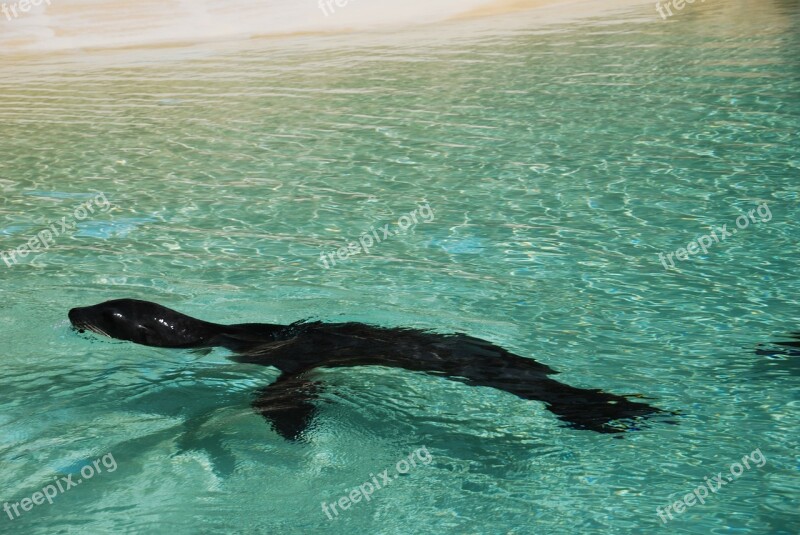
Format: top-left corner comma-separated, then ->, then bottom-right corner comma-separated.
531,381 -> 666,433
755,332 -> 800,357
773,332 -> 800,350
441,351 -> 664,433
251,373 -> 322,441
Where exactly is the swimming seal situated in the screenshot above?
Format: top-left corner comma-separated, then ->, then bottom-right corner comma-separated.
69,298 -> 666,440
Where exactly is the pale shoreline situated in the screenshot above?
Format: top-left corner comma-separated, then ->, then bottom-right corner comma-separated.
455,0 -> 652,20
0,0 -> 654,58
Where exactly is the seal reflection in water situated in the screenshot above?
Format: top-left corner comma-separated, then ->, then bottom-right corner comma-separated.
69,299 -> 668,440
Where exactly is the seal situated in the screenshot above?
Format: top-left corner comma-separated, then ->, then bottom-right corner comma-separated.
69,299 -> 667,440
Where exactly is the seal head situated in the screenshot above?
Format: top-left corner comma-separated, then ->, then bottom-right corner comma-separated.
69,298 -> 225,348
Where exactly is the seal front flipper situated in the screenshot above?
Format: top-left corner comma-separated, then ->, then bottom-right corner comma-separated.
251,372 -> 322,441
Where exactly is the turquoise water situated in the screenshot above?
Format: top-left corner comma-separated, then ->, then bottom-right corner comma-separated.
1,1 -> 798,533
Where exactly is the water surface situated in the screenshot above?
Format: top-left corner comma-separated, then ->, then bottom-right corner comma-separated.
0,1 -> 798,533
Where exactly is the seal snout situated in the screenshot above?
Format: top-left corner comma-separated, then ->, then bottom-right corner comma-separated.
68,307 -> 88,332
68,307 -> 81,324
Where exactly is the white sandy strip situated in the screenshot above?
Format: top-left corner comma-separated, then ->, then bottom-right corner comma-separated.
0,0 -> 655,56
